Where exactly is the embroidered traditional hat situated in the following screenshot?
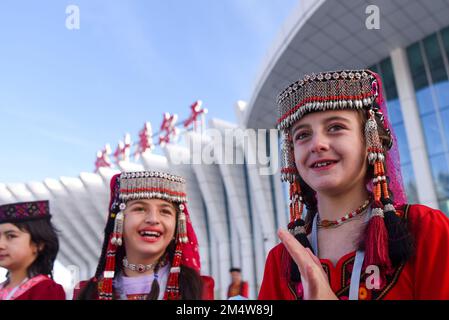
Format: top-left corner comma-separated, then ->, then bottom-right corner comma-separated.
0,200 -> 51,224
277,69 -> 407,275
95,171 -> 200,300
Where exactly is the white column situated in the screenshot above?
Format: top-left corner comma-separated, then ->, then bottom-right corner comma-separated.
186,132 -> 231,299
390,47 -> 438,208
229,214 -> 241,268
250,189 -> 268,294
273,170 -> 288,230
162,144 -> 210,276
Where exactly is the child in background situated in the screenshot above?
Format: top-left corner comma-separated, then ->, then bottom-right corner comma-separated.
0,200 -> 65,300
227,268 -> 248,299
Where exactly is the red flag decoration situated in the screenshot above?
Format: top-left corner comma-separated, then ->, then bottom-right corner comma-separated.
94,100 -> 207,167
159,113 -> 179,146
183,100 -> 208,131
135,122 -> 154,159
94,144 -> 112,172
113,133 -> 132,164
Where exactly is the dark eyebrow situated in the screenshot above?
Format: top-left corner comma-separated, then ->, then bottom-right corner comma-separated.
3,230 -> 19,235
159,203 -> 176,211
128,201 -> 176,211
323,116 -> 351,124
127,201 -> 147,207
291,123 -> 310,135
291,116 -> 351,135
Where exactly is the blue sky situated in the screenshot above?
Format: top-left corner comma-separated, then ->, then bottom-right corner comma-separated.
0,0 -> 298,183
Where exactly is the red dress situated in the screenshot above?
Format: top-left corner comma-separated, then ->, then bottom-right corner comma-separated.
0,275 -> 66,300
227,281 -> 249,298
201,275 -> 215,300
73,275 -> 215,300
258,204 -> 449,300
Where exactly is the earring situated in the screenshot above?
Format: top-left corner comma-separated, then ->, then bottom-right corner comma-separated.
364,108 -> 391,271
178,204 -> 188,244
111,203 -> 125,246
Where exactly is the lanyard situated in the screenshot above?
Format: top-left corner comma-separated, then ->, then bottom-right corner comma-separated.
311,208 -> 371,300
3,277 -> 29,300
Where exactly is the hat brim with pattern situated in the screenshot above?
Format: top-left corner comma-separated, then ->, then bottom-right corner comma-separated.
0,200 -> 51,224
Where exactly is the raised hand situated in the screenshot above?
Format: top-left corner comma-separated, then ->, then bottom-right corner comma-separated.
278,228 -> 338,300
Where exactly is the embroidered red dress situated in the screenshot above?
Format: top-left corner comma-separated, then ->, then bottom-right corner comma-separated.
0,275 -> 65,300
258,204 -> 449,300
73,275 -> 215,300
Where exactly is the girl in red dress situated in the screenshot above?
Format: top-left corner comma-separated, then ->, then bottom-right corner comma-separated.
75,171 -> 214,300
0,200 -> 65,300
259,69 -> 449,300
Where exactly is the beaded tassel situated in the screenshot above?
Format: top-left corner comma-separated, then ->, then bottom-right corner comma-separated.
164,242 -> 183,300
163,202 -> 190,299
178,204 -> 188,244
364,109 -> 391,271
376,141 -> 407,268
111,208 -> 124,246
287,179 -> 312,283
288,180 -> 304,235
99,234 -> 117,300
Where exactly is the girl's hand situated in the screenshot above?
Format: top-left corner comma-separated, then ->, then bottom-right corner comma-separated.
278,228 -> 338,300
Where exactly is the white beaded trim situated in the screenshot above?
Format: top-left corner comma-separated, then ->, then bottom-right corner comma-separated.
278,96 -> 373,130
120,171 -> 185,183
277,69 -> 376,130
118,171 -> 188,203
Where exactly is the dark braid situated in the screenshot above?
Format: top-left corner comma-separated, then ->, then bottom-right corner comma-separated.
77,213 -> 116,300
301,177 -> 318,232
146,261 -> 162,300
145,240 -> 203,300
381,197 -> 414,267
96,216 -> 116,278
289,177 -> 317,283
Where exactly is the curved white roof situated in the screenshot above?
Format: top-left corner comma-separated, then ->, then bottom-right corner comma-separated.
243,0 -> 449,129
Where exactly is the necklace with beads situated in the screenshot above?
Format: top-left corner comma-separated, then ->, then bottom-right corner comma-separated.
317,199 -> 371,228
122,257 -> 167,273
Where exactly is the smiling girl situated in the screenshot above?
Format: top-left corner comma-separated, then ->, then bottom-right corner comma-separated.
76,171 -> 214,300
259,69 -> 449,300
0,200 -> 65,300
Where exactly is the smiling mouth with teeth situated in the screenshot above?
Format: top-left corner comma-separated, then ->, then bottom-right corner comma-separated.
139,231 -> 162,238
313,161 -> 336,168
